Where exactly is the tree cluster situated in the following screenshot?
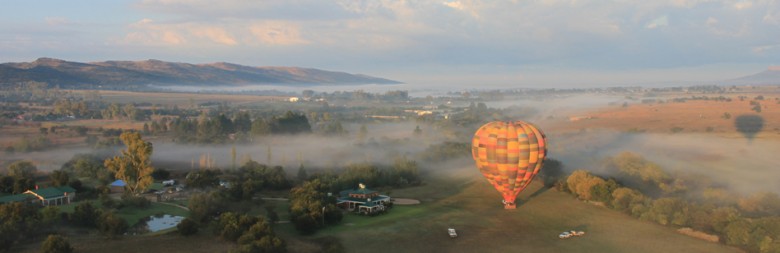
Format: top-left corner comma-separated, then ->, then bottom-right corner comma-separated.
165,111 -> 311,144
309,159 -> 422,192
0,160 -> 38,194
288,179 -> 342,235
559,153 -> 780,253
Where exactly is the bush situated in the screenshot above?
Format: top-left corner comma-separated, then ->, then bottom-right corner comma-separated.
70,202 -> 101,227
177,218 -> 198,236
41,234 -> 73,253
97,212 -> 128,238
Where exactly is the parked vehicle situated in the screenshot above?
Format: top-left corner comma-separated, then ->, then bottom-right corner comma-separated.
559,230 -> 585,239
448,228 -> 458,238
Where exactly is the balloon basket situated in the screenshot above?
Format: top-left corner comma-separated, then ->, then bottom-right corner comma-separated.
504,202 -> 516,209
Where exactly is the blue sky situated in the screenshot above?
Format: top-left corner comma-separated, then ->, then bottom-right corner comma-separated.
1,0 -> 779,87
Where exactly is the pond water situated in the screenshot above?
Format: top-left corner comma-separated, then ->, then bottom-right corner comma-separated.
146,215 -> 185,232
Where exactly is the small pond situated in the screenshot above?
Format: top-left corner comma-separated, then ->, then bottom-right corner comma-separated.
146,214 -> 185,232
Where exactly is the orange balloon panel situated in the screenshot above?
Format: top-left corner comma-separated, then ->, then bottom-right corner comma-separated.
472,121 -> 547,207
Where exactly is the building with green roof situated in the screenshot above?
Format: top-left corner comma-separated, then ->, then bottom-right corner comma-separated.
24,186 -> 76,206
337,183 -> 390,214
0,194 -> 35,204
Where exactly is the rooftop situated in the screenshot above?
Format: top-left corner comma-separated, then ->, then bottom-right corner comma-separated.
28,186 -> 76,199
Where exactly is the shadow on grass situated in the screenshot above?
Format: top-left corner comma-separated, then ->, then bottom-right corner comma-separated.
516,186 -> 550,208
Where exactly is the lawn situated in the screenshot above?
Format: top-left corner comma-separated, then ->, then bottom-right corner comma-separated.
116,202 -> 189,226
59,200 -> 189,226
309,162 -> 742,253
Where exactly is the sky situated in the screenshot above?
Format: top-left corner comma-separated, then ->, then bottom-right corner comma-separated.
1,0 -> 779,87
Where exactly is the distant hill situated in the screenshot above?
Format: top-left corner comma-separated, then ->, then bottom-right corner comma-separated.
726,66 -> 780,85
0,58 -> 401,88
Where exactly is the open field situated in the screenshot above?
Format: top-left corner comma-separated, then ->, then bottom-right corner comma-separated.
16,232 -> 237,253
543,99 -> 780,139
70,90 -> 288,107
305,163 -> 742,253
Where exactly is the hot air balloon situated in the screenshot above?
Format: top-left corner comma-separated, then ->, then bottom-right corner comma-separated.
472,121 -> 547,209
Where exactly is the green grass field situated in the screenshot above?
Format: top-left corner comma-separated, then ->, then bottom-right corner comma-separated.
301,163 -> 742,253
59,200 -> 189,226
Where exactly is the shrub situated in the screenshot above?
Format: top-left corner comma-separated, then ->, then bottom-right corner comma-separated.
177,218 -> 198,236
41,234 -> 73,253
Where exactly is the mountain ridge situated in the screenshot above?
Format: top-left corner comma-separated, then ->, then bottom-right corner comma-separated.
726,66 -> 780,85
0,58 -> 401,88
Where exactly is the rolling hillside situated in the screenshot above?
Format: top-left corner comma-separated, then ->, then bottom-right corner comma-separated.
0,58 -> 401,88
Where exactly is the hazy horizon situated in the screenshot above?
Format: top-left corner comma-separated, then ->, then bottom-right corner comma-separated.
2,1 -> 779,87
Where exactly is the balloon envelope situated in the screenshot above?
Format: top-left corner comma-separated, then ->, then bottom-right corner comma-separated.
472,121 -> 547,209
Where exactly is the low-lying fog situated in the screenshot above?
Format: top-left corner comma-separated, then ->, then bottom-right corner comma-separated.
5,94 -> 777,196
549,130 -> 780,194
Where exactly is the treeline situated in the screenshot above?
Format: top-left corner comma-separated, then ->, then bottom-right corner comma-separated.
557,152 -> 780,253
302,89 -> 409,102
158,111 -> 311,143
304,158 -> 422,193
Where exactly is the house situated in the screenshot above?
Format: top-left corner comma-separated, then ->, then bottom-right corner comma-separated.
110,179 -> 126,193
23,186 -> 77,206
337,183 -> 391,214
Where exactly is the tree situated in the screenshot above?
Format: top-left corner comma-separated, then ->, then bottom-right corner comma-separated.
610,187 -> 646,213
50,170 -> 69,187
97,212 -> 128,238
566,170 -> 606,201
41,234 -> 73,253
8,160 -> 37,180
177,218 -> 198,236
104,132 -> 154,195
0,176 -> 13,193
70,202 -> 101,227
289,179 -> 328,234
0,202 -> 42,251
724,218 -> 752,246
188,192 -> 225,222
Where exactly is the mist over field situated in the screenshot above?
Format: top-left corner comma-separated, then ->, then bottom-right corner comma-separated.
548,130 -> 780,194
151,122 -> 439,171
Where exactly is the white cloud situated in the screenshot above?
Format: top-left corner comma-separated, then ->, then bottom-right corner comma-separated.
752,44 -> 778,54
191,27 -> 236,45
733,1 -> 753,10
764,12 -> 780,25
44,17 -> 70,26
248,21 -> 308,45
706,17 -> 718,25
646,16 -> 669,29
443,1 -> 464,10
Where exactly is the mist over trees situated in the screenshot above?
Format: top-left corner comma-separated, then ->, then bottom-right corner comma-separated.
557,152 -> 780,253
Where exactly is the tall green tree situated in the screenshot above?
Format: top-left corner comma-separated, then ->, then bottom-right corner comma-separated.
49,170 -> 69,187
8,160 -> 37,180
104,132 -> 154,195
